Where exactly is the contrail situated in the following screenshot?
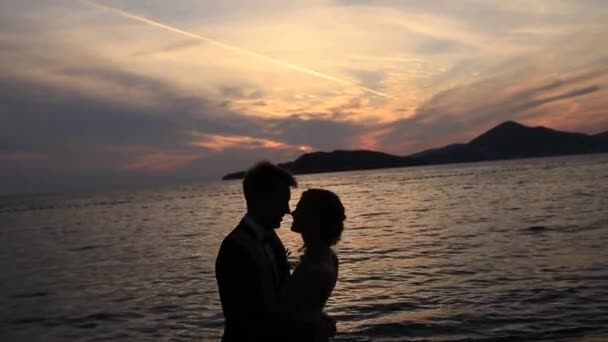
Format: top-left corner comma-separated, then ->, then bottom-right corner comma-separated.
82,0 -> 396,99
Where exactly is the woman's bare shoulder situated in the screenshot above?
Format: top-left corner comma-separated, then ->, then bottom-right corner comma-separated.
298,251 -> 338,277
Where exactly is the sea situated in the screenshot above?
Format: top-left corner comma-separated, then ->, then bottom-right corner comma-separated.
1,154 -> 607,341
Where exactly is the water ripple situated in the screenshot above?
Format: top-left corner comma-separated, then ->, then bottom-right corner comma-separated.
2,155 -> 608,341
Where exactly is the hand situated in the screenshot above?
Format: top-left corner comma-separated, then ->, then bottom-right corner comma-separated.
321,312 -> 337,337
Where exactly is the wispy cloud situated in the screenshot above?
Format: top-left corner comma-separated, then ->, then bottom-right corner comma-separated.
1,0 -> 607,194
83,0 -> 396,99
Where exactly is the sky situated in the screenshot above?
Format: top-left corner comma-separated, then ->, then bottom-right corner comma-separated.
1,0 -> 607,195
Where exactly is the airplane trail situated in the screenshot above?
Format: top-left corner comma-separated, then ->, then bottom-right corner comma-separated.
82,0 -> 396,99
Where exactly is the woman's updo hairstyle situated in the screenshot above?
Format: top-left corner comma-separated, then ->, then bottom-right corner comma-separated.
300,189 -> 346,246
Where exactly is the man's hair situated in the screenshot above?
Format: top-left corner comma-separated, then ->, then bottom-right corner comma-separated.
243,161 -> 297,206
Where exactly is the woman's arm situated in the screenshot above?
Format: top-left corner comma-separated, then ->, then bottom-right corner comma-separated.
277,260 -> 337,340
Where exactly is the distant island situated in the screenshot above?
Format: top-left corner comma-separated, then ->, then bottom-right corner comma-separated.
222,121 -> 608,180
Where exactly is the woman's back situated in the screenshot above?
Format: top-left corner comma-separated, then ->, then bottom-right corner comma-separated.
292,250 -> 338,311
279,249 -> 339,341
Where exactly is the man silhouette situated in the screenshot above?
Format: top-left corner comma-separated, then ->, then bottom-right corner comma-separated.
215,162 -> 297,342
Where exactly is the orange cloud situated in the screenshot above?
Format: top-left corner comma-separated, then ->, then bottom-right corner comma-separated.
190,133 -> 313,152
122,152 -> 200,173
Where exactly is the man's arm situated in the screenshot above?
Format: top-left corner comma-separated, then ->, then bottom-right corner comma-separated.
216,239 -> 275,339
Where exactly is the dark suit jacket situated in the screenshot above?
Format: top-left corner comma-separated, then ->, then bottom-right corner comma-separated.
215,220 -> 291,342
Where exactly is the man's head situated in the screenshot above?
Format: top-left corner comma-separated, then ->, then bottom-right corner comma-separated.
243,161 -> 297,230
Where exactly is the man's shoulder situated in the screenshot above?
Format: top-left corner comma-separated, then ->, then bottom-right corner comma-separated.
218,222 -> 257,255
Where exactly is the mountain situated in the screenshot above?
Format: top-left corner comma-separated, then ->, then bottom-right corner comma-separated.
222,150 -> 424,180
468,121 -> 598,159
281,150 -> 423,173
594,131 -> 608,142
222,121 -> 608,180
222,171 -> 248,180
410,121 -> 608,164
409,143 -> 481,164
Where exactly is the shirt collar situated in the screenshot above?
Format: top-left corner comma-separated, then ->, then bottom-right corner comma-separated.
243,214 -> 268,241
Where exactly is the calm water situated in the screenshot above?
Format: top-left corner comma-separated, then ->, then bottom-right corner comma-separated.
1,155 -> 608,341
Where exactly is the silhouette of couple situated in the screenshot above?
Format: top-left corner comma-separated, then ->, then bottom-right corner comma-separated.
215,162 -> 346,342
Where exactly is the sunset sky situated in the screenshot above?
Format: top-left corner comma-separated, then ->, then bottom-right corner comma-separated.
1,0 -> 607,195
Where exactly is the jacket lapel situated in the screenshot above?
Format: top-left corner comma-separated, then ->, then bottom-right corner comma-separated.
267,230 -> 290,286
238,220 -> 291,289
231,224 -> 278,307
